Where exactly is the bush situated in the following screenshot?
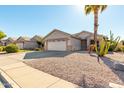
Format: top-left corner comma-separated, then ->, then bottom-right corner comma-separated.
1,46 -> 6,51
96,38 -> 110,57
0,46 -> 3,52
121,46 -> 124,52
5,44 -> 19,53
114,45 -> 124,52
115,47 -> 122,52
109,30 -> 120,51
35,48 -> 42,51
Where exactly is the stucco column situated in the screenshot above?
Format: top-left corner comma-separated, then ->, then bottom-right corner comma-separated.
87,38 -> 90,48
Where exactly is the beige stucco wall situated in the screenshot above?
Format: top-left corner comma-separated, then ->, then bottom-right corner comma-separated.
78,33 -> 102,48
44,31 -> 81,51
78,33 -> 91,39
77,33 -> 90,48
24,41 -> 38,49
86,37 -> 91,48
68,38 -> 81,51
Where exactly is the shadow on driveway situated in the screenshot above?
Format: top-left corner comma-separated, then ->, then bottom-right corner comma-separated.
23,51 -> 74,59
100,57 -> 124,83
23,51 -> 89,59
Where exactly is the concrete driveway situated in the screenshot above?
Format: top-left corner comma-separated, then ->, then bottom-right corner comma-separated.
23,51 -> 75,59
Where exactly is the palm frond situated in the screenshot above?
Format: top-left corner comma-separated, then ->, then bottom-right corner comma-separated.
100,5 -> 107,12
84,5 -> 92,15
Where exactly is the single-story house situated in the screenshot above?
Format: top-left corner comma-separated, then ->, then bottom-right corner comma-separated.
0,37 -> 17,46
31,35 -> 42,42
15,36 -> 42,49
43,29 -> 103,51
0,40 -> 6,46
30,35 -> 43,48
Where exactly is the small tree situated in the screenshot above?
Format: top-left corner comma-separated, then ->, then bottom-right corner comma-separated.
96,37 -> 110,62
0,31 -> 6,40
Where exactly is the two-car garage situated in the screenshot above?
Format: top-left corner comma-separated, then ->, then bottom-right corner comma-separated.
47,40 -> 67,51
43,29 -> 81,51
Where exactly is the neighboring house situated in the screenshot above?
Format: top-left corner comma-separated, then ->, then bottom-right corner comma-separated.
15,36 -> 31,49
5,37 -> 17,45
31,35 -> 42,48
31,35 -> 42,42
0,40 -> 6,46
0,41 -> 4,46
15,36 -> 42,50
43,29 -> 103,51
0,37 -> 17,46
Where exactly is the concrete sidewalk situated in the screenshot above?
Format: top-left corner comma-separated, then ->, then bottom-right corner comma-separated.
0,53 -> 79,88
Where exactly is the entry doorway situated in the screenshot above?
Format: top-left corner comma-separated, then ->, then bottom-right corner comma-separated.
81,39 -> 87,50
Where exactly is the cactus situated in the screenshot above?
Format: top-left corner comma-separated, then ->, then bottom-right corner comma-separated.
109,30 -> 120,51
96,37 -> 110,57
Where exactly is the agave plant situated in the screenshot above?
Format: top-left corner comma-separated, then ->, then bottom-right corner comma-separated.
109,30 -> 120,51
96,37 -> 110,57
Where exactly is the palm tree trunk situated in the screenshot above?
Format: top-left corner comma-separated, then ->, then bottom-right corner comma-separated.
94,8 -> 100,62
94,9 -> 98,45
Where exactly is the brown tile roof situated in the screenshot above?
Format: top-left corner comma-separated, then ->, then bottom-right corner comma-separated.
16,36 -> 31,41
73,30 -> 104,38
43,29 -> 81,41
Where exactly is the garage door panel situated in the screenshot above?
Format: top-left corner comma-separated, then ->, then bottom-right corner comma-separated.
48,41 -> 66,51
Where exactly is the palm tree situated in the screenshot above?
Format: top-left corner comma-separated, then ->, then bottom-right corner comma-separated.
84,5 -> 107,45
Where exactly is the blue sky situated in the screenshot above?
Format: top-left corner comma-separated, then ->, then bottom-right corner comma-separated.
0,5 -> 123,40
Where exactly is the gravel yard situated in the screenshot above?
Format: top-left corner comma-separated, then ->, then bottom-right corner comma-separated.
106,52 -> 124,62
24,52 -> 124,88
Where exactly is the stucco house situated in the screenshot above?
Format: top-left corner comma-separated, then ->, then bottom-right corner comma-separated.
0,37 -> 17,46
0,40 -> 6,46
43,29 -> 103,51
15,36 -> 42,50
31,35 -> 42,42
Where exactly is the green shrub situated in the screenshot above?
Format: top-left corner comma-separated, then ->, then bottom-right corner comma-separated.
121,46 -> 124,52
96,37 -> 110,57
35,48 -> 42,51
5,44 -> 19,53
2,46 -> 6,51
114,45 -> 124,52
109,30 -> 120,51
115,47 -> 122,52
0,46 -> 3,52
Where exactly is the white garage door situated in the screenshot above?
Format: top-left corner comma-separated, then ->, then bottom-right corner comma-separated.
16,43 -> 24,49
48,40 -> 66,51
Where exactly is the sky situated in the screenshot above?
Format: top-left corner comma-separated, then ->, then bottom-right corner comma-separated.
0,5 -> 124,40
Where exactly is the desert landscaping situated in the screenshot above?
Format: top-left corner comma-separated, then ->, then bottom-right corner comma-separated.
24,51 -> 124,88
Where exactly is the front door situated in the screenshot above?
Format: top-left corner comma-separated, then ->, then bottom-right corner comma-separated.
81,39 -> 87,50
